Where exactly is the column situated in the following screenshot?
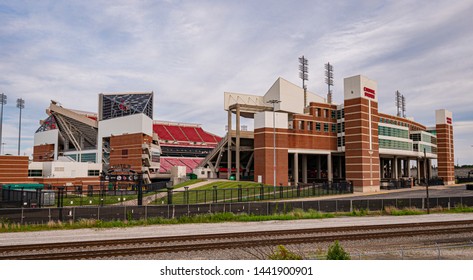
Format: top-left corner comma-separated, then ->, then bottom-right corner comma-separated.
236,104 -> 240,181
393,157 -> 398,180
302,154 -> 307,184
327,154 -> 333,182
317,156 -> 321,179
417,158 -> 421,185
293,153 -> 299,185
339,156 -> 343,179
227,109 -> 232,179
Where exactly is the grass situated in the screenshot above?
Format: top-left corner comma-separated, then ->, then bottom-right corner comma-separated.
151,181 -> 346,205
2,205 -> 473,233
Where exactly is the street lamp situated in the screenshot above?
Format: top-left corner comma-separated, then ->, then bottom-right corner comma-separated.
0,93 -> 6,154
266,99 -> 281,192
17,98 -> 25,156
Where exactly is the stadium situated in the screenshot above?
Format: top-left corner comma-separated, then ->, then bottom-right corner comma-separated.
0,74 -> 454,193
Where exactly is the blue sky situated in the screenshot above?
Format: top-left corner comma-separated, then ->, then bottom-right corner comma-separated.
0,0 -> 472,164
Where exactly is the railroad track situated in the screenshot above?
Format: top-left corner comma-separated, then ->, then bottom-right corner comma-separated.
2,219 -> 473,259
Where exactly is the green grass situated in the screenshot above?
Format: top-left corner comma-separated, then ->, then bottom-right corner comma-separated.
151,182 -> 343,205
3,205 -> 473,233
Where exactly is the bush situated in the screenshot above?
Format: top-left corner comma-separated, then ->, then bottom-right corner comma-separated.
326,240 -> 350,260
268,245 -> 303,260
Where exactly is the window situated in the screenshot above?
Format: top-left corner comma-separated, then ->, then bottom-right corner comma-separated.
331,110 -> 336,119
324,109 -> 328,118
331,124 -> 337,133
307,122 -> 312,131
28,170 -> 43,177
316,123 -> 321,131
324,123 -> 329,132
298,120 -> 304,130
122,149 -> 128,158
88,170 -> 100,176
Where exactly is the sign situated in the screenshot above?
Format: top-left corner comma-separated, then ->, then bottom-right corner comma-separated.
446,117 -> 452,124
363,87 -> 376,99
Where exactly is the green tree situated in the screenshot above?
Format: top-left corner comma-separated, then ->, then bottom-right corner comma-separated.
326,240 -> 350,260
268,245 -> 303,260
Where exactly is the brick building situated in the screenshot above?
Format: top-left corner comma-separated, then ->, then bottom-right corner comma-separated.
200,75 -> 454,192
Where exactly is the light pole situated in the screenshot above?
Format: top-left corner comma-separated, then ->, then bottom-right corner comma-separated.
267,99 -> 281,193
0,93 -> 6,154
17,98 -> 25,156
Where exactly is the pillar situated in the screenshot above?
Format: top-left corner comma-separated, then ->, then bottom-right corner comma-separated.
294,153 -> 299,185
227,109 -> 232,179
344,75 -> 380,192
327,154 -> 333,182
436,109 -> 454,185
302,154 -> 307,184
317,156 -> 321,179
393,157 -> 398,180
236,104 -> 240,181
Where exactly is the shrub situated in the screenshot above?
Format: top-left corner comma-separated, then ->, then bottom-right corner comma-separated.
268,245 -> 303,260
326,240 -> 350,260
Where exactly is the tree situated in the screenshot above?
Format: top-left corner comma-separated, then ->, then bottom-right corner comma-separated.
326,240 -> 351,260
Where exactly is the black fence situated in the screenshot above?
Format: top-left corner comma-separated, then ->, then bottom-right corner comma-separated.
457,176 -> 473,184
165,181 -> 353,205
2,196 -> 473,224
1,181 -> 353,208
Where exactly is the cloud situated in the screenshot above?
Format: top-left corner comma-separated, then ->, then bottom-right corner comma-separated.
0,1 -> 472,164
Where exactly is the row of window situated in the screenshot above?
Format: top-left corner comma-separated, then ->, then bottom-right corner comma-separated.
66,153 -> 97,163
28,169 -> 101,177
296,120 -> 337,133
378,125 -> 409,139
379,117 -> 409,128
413,144 -> 438,154
410,133 -> 437,145
379,139 -> 413,151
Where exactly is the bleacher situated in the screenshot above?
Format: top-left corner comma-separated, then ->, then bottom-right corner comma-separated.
153,121 -> 221,175
159,157 -> 203,173
153,121 -> 220,146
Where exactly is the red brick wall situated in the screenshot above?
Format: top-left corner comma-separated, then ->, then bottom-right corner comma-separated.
254,128 -> 288,186
33,144 -> 55,162
109,133 -> 152,173
0,156 -> 31,184
344,98 -> 380,192
436,123 -> 454,184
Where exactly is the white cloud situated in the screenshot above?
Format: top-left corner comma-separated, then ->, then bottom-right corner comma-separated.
0,1 -> 472,164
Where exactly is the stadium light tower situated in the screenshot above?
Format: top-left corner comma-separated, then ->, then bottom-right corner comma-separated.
325,62 -> 334,104
299,56 -> 308,107
0,93 -> 6,155
267,99 -> 281,192
401,94 -> 406,118
395,90 -> 402,117
17,98 -> 25,156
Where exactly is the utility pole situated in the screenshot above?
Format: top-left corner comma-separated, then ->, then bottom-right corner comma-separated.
0,93 -> 6,154
17,98 -> 25,156
424,148 -> 430,214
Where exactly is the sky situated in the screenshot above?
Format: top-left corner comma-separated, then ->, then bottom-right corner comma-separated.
0,0 -> 472,165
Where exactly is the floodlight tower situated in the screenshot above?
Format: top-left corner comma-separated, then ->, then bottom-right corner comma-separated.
17,98 -> 25,156
325,63 -> 334,104
395,90 -> 402,117
401,94 -> 406,118
0,93 -> 6,155
299,56 -> 308,107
